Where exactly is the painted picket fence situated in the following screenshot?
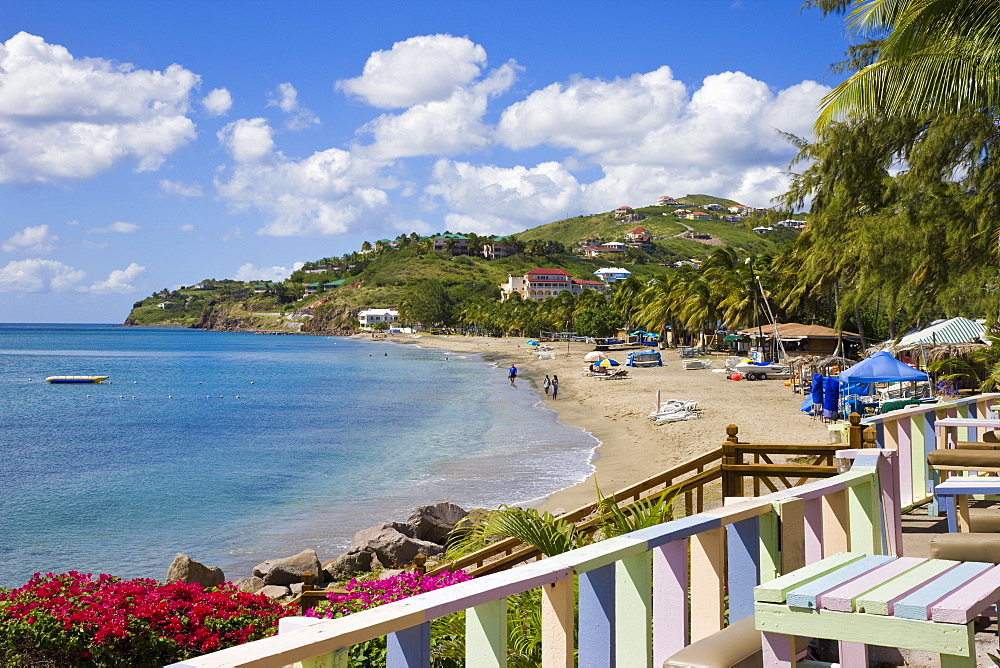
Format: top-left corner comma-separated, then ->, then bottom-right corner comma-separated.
169,450 -> 898,668
861,393 -> 1000,509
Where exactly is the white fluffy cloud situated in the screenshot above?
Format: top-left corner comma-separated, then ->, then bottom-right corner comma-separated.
0,32 -> 198,184
3,224 -> 57,253
202,87 -> 233,116
232,261 -> 303,282
88,262 -> 145,293
216,118 -> 391,236
425,160 -> 585,234
362,63 -> 516,160
267,83 -> 318,130
87,221 -> 140,234
0,259 -> 85,292
338,34 -> 488,108
160,179 -> 203,197
218,118 -> 275,163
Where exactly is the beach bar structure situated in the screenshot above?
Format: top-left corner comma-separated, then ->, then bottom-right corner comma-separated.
170,394 -> 1000,668
737,322 -> 861,357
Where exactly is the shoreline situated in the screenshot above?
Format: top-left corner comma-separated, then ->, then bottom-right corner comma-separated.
367,334 -> 832,514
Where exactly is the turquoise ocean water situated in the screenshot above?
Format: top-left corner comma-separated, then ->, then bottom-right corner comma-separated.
0,324 -> 597,587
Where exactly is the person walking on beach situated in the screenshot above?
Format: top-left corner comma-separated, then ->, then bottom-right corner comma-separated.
551,375 -> 559,399
508,364 -> 517,385
543,375 -> 551,396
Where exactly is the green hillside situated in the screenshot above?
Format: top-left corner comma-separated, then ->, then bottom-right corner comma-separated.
124,195 -> 806,330
518,194 -> 803,257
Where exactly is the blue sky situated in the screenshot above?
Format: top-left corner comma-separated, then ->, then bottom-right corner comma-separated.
1,1 -> 851,323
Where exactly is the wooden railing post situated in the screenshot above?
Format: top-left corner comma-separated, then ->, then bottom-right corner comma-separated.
848,413 -> 863,449
863,426 -> 878,449
723,424 -> 740,498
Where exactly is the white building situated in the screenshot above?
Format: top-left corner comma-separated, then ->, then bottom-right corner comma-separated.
594,267 -> 632,283
358,308 -> 399,329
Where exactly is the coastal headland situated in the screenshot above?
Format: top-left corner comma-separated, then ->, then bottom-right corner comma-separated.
370,334 -> 831,513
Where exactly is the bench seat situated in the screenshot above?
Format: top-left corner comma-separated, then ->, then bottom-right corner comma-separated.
663,617 -> 807,668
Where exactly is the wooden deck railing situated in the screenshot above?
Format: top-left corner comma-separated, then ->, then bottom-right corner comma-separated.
861,393 -> 1000,509
168,449 -> 899,668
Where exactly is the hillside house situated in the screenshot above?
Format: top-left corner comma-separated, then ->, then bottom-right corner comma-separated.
304,282 -> 321,295
600,242 -> 627,253
358,308 -> 399,329
577,245 -> 605,259
323,280 -> 346,291
686,211 -> 712,221
431,234 -> 470,255
657,195 -> 678,206
191,283 -> 214,290
624,227 -> 654,251
728,205 -> 750,214
752,226 -> 774,234
705,203 -> 722,211
482,236 -> 516,260
156,301 -> 172,309
500,268 -> 609,302
613,206 -> 633,218
594,267 -> 632,283
723,215 -> 742,223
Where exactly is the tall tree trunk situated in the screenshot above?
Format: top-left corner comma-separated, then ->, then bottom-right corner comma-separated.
854,303 -> 868,349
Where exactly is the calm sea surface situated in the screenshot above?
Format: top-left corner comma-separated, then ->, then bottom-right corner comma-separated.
0,324 -> 596,587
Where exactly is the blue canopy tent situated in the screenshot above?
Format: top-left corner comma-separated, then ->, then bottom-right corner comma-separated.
838,351 -> 928,416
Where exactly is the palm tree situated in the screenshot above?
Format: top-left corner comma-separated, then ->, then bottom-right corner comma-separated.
818,0 -> 1000,125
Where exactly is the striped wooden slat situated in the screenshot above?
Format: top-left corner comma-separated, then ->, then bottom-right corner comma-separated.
466,598 -> 507,668
819,557 -> 925,612
856,559 -> 959,615
689,526 -> 725,641
931,565 -> 1000,624
578,564 -> 614,667
802,496 -> 823,564
784,554 -> 893,609
821,489 -> 849,557
779,498 -> 805,574
387,623 -> 429,668
540,578 -> 573,668
727,516 -> 760,623
652,539 -> 688,665
895,562 -> 993,620
847,474 -> 880,554
616,551 -> 652,668
758,509 -> 780,584
753,552 -> 864,603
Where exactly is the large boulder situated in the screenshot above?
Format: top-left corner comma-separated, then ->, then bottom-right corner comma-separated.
166,553 -> 225,588
231,576 -> 265,594
406,503 -> 468,544
349,524 -> 444,568
253,549 -> 323,586
323,549 -> 377,582
260,584 -> 291,600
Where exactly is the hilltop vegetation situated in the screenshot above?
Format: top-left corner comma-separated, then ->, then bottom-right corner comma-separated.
124,195 -> 804,333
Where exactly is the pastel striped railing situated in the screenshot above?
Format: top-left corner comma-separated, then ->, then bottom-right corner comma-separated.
169,451 -> 898,668
862,393 -> 1000,509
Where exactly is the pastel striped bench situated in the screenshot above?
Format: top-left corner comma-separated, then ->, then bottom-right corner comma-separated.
754,552 -> 1000,667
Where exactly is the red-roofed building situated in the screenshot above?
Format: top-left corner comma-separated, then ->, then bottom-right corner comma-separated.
657,195 -> 678,206
500,268 -> 608,301
686,211 -> 711,221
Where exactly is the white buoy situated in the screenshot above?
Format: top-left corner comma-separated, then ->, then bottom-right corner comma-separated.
119,395 -> 124,398
250,381 -> 254,384
168,395 -> 172,399
235,395 -> 240,398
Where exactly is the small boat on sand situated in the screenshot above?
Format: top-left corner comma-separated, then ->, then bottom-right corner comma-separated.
45,376 -> 109,384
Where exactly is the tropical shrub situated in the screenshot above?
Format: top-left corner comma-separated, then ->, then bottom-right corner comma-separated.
0,571 -> 293,667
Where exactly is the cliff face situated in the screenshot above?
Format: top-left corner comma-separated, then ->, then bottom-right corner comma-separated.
192,305 -> 260,332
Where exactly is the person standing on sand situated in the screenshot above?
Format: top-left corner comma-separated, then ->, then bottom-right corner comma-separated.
509,364 -> 517,385
543,375 -> 551,396
551,375 -> 559,399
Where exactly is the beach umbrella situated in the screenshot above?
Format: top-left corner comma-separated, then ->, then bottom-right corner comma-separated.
584,351 -> 607,362
597,358 -> 620,367
525,340 -> 539,345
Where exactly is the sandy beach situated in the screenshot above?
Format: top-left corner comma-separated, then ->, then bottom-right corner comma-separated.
374,334 -> 831,514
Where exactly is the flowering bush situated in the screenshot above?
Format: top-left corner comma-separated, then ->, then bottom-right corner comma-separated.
305,570 -> 471,668
306,570 -> 471,618
0,571 -> 293,667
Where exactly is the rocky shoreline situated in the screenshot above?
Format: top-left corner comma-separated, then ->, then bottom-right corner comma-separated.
165,502 -> 470,600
